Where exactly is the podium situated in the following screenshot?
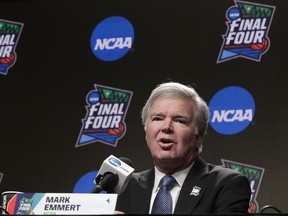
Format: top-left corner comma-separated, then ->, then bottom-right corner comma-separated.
1,191 -> 117,215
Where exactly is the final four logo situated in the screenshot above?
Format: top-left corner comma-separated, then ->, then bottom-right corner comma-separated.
0,19 -> 24,75
217,1 -> 275,63
222,159 -> 265,213
76,84 -> 133,148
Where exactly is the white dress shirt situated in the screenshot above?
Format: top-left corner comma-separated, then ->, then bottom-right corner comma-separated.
149,163 -> 194,214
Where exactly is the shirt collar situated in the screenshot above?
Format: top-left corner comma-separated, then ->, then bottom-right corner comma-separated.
153,162 -> 194,192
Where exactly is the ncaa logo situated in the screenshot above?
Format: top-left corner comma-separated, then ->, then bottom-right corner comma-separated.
227,7 -> 240,20
90,16 -> 134,61
87,91 -> 100,105
209,86 -> 255,135
109,158 -> 121,167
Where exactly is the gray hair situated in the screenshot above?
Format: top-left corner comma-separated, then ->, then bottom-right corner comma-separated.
141,82 -> 209,138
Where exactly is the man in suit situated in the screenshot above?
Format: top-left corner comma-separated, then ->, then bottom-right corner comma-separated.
116,81 -> 251,214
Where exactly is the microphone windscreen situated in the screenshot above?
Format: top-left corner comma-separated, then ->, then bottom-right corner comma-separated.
119,157 -> 134,168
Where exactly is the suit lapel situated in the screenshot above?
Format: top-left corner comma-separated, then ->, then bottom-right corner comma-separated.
174,157 -> 209,214
131,169 -> 154,213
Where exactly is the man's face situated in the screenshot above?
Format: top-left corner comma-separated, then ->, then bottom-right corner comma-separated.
145,96 -> 202,173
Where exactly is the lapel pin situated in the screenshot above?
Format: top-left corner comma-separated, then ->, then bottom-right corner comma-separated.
190,186 -> 201,196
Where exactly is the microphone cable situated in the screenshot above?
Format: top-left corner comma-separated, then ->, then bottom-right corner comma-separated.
259,204 -> 282,214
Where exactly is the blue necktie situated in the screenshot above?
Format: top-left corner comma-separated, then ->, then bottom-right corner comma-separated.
151,175 -> 177,214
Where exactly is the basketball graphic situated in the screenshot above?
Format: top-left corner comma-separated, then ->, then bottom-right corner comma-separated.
0,53 -> 15,65
248,201 -> 258,213
108,122 -> 125,136
251,38 -> 268,51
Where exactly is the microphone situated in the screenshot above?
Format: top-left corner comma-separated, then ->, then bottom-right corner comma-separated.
91,155 -> 135,194
118,157 -> 134,168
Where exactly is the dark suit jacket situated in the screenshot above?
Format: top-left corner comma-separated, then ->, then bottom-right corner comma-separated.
116,157 -> 251,214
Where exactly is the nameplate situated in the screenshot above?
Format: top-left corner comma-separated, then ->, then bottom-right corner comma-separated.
1,191 -> 117,215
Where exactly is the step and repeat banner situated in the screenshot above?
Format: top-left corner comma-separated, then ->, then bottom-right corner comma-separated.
0,0 -> 287,214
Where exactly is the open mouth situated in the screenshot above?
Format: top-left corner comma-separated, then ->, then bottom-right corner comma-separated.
159,138 -> 174,149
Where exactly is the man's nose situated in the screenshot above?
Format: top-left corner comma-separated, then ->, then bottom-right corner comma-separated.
161,119 -> 173,133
